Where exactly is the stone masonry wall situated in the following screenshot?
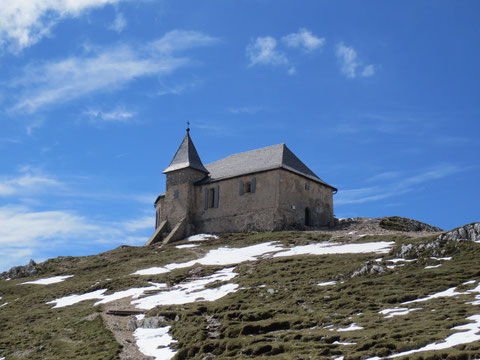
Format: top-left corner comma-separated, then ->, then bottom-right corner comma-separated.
159,168 -> 208,232
274,170 -> 334,229
191,170 -> 281,234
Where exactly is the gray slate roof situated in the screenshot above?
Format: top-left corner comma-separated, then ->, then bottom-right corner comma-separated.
199,143 -> 337,190
163,132 -> 209,174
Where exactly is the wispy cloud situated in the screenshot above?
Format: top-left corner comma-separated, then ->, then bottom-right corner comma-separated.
335,43 -> 375,79
84,107 -> 136,125
282,28 -> 325,52
9,30 -> 220,113
0,0 -> 127,51
227,106 -> 264,115
0,205 -> 154,271
109,12 -> 127,33
336,164 -> 466,205
246,36 -> 288,67
149,30 -> 219,54
0,171 -> 62,197
246,29 -> 324,74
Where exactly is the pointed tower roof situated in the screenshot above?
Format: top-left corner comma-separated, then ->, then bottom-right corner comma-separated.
163,129 -> 209,174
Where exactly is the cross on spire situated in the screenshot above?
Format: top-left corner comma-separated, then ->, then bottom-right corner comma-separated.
186,121 -> 190,133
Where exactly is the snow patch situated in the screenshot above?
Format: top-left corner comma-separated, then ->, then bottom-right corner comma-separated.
425,265 -> 442,269
333,341 -> 356,345
389,315 -> 480,358
317,281 -> 337,286
337,323 -> 364,332
133,241 -> 284,276
47,283 -> 167,308
22,275 -> 74,285
402,287 -> 469,305
387,258 -> 415,263
273,241 -> 393,258
175,244 -> 198,249
0,302 -> 7,308
431,256 -> 452,261
136,314 -> 145,321
134,326 -> 177,360
463,280 -> 476,285
187,234 -> 218,242
132,268 -> 238,310
379,307 -> 421,318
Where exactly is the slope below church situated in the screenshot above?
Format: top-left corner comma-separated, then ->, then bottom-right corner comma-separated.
147,129 -> 337,245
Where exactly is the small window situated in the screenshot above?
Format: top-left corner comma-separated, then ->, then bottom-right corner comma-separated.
209,188 -> 215,208
239,178 -> 256,195
173,189 -> 179,199
204,186 -> 219,209
305,183 -> 310,190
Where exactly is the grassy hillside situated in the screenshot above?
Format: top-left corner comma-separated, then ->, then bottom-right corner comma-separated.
1,226 -> 480,360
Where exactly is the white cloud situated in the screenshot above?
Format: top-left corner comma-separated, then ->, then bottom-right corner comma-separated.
109,12 -> 127,33
227,106 -> 263,115
282,28 -> 325,52
150,30 -> 219,54
0,172 -> 62,196
123,216 -> 154,232
84,107 -> 136,124
246,36 -> 288,67
361,64 -> 375,77
336,43 -> 375,79
336,43 -> 359,79
10,30 -> 219,113
336,164 -> 465,205
0,205 -> 153,271
0,0 -> 127,51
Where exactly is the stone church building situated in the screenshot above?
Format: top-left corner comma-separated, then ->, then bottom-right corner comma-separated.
147,129 -> 337,245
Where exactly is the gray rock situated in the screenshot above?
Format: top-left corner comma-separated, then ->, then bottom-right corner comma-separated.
351,263 -> 386,277
126,318 -> 137,331
1,259 -> 38,280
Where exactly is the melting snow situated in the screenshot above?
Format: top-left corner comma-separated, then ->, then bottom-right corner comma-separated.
132,268 -> 238,310
379,307 -> 421,318
134,241 -> 394,276
389,315 -> 480,358
431,256 -> 452,261
317,281 -> 337,286
402,287 -> 469,305
463,280 -> 476,285
22,275 -> 74,285
136,314 -> 145,321
425,265 -> 442,269
337,323 -> 364,331
133,242 -> 284,276
175,244 -> 198,249
134,326 -> 177,360
333,341 -> 356,345
273,241 -> 393,258
0,303 -> 7,308
47,283 -> 167,308
387,258 -> 415,263
187,234 -> 218,242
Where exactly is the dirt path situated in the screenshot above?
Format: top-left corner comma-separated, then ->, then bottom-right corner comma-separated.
101,297 -> 152,360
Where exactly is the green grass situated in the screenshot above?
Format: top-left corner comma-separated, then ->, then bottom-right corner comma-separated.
1,231 -> 480,359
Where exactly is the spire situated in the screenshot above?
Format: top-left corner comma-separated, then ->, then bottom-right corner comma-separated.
163,129 -> 209,174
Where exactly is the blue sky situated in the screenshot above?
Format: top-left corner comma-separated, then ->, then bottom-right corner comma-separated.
0,0 -> 479,271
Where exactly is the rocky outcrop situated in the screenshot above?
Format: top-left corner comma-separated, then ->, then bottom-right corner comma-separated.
379,216 -> 442,232
351,262 -> 387,277
436,223 -> 480,243
395,222 -> 480,259
0,259 -> 38,280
